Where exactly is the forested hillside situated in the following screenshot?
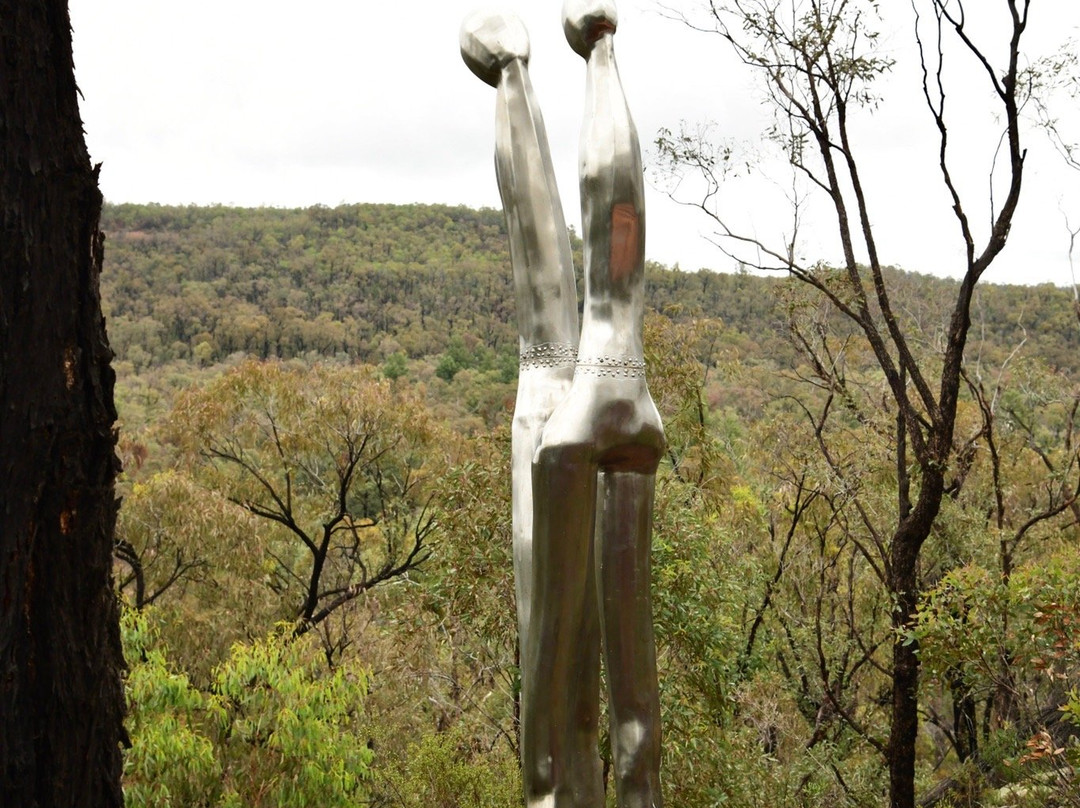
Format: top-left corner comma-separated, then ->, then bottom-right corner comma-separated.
104,203 -> 1080,807
101,202 -> 1080,376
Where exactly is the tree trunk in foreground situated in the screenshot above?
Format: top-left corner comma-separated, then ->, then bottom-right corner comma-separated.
0,1 -> 126,805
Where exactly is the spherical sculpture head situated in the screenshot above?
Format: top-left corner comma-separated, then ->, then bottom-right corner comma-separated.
460,10 -> 531,87
562,0 -> 618,59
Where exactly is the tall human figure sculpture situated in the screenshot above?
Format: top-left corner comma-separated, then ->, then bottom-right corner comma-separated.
461,2 -> 664,806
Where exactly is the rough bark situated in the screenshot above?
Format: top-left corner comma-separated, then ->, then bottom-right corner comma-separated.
0,0 -> 126,805
888,516 -> 931,808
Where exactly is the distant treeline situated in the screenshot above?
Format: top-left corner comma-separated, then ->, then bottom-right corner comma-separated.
100,202 -> 1080,374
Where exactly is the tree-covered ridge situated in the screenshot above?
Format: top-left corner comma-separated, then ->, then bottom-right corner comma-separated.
100,202 -> 1080,376
102,202 -> 514,368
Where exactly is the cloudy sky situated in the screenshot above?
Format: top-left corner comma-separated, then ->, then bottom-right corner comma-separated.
70,0 -> 1079,287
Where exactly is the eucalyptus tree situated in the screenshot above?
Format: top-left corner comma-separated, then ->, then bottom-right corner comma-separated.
655,2 -> 1053,805
168,361 -> 440,658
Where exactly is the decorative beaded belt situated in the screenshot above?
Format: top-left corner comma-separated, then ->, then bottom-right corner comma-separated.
519,344 -> 646,379
519,342 -> 577,370
574,355 -> 646,379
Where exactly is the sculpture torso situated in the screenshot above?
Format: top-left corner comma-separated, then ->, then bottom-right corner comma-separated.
539,30 -> 663,473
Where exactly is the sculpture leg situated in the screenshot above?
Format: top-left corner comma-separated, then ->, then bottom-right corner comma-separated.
513,370 -> 576,804
568,532 -> 603,808
512,372 -> 573,671
524,443 -> 604,808
596,470 -> 663,808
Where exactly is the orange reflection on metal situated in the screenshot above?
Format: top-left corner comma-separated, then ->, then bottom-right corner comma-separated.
609,202 -> 639,281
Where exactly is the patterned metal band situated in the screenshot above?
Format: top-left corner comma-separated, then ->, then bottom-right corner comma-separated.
575,355 -> 646,379
520,342 -> 578,370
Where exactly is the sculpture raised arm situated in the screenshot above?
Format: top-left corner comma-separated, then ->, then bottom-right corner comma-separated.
459,10 -> 579,653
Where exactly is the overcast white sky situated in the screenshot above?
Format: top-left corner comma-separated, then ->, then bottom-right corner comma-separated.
70,0 -> 1079,287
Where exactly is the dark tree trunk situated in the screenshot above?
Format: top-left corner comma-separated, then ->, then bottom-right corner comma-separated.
889,540 -> 922,808
0,1 -> 126,806
888,477 -> 943,808
949,670 -> 978,764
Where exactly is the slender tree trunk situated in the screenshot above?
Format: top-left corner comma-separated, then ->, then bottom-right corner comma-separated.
949,670 -> 978,763
0,1 -> 126,805
888,483 -> 942,808
889,541 -> 922,808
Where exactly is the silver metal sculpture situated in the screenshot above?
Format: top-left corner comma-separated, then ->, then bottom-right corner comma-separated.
461,2 -> 664,805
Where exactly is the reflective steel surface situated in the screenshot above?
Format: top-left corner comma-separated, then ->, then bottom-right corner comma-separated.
462,2 -> 663,805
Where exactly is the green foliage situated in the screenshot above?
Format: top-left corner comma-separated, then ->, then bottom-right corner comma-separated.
913,550 -> 1080,701
371,725 -> 520,808
344,430 -> 523,789
116,469 -> 286,678
381,351 -> 409,380
210,630 -> 373,805
116,470 -> 259,607
124,609 -> 223,807
122,609 -> 373,808
435,335 -> 510,383
427,431 -> 516,644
